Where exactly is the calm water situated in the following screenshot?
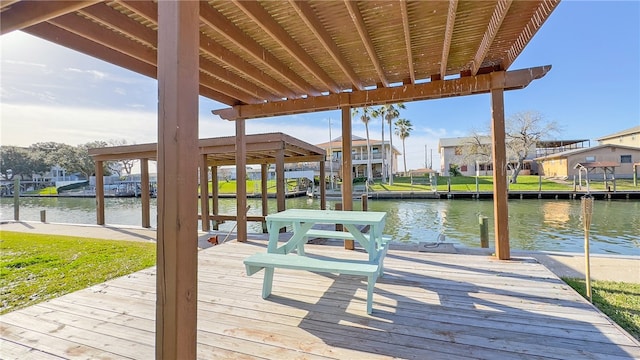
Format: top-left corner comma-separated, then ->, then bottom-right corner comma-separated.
1,196 -> 638,255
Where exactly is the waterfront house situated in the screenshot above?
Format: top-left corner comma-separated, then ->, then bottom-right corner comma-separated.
439,137 -> 590,177
534,144 -> 640,179
315,135 -> 401,180
596,125 -> 640,147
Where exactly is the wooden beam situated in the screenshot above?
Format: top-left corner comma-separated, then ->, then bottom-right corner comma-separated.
79,2 -> 156,48
213,66 -> 552,120
344,0 -> 389,87
440,0 -> 458,78
24,22 -> 157,79
155,2 -> 199,359
504,0 -> 560,69
118,0 -> 157,24
490,72 -> 510,260
211,166 -> 219,230
399,0 -> 415,84
341,107 -> 354,250
200,155 -> 210,232
234,0 -> 340,93
0,0 -> 97,34
49,12 -> 157,65
95,160 -> 104,225
288,0 -> 363,91
236,119 -> 248,242
199,33 -> 297,99
199,57 -> 279,103
141,158 -> 151,228
199,1 -> 320,97
471,0 -> 512,75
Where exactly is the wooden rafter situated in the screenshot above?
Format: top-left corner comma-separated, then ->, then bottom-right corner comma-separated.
116,0 -> 156,25
471,0 -> 512,75
440,0 -> 458,78
199,33 -> 296,100
214,66 -> 551,120
344,0 -> 388,87
199,57 -> 278,103
0,0 -> 96,34
79,2 -> 156,48
23,22 -> 155,77
199,2 -> 320,97
504,0 -> 560,69
399,0 -> 415,84
234,0 -> 340,94
289,0 -> 363,91
48,13 -> 156,65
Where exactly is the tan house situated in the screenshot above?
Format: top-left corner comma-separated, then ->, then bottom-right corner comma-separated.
535,144 -> 640,178
596,125 -> 640,147
315,135 -> 400,180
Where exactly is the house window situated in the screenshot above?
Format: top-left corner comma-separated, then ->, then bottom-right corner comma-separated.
585,156 -> 596,162
460,165 -> 468,172
621,155 -> 632,163
454,147 -> 462,156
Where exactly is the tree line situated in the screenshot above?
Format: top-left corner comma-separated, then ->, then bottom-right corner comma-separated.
0,140 -> 138,181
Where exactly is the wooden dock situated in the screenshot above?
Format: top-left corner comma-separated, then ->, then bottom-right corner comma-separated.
1,240 -> 638,359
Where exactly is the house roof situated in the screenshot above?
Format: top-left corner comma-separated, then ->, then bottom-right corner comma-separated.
534,144 -> 640,161
596,125 -> 640,142
1,1 -> 559,120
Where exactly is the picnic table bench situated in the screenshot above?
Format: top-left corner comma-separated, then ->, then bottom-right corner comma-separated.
243,209 -> 390,314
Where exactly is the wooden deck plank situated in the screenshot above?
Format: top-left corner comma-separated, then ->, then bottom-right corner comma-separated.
1,240 -> 638,360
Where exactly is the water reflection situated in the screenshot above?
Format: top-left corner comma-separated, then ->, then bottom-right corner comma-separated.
1,196 -> 638,255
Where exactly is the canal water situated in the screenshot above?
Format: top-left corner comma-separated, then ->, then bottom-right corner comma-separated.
1,196 -> 638,255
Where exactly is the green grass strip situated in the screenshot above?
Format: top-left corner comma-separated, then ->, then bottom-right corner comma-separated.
0,231 -> 156,314
563,277 -> 640,340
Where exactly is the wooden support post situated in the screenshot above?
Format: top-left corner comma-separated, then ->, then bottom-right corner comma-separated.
236,119 -> 247,242
490,72 -> 510,260
361,194 -> 368,211
261,164 -> 269,233
141,158 -> 150,228
200,154 -> 210,232
276,149 -> 285,212
341,106 -> 354,250
156,2 -> 199,359
95,160 -> 104,225
479,215 -> 489,248
211,166 -> 219,230
13,178 -> 19,221
319,159 -> 326,210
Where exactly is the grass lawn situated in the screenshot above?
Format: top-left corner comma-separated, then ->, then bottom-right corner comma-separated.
563,278 -> 640,341
0,231 -> 156,314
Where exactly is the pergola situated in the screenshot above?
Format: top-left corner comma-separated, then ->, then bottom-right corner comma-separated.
1,1 -> 560,358
88,132 -> 327,231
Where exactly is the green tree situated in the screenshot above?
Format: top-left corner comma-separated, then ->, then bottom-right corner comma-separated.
383,103 -> 404,184
372,103 -> 405,184
394,118 -> 413,176
0,146 -> 30,180
52,141 -> 110,180
352,106 -> 373,183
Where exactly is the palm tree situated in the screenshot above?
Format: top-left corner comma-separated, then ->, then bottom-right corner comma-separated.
352,106 -> 373,183
370,106 -> 387,182
394,118 -> 413,176
383,103 -> 405,185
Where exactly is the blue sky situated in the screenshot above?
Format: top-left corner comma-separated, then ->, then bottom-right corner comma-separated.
1,1 -> 638,172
